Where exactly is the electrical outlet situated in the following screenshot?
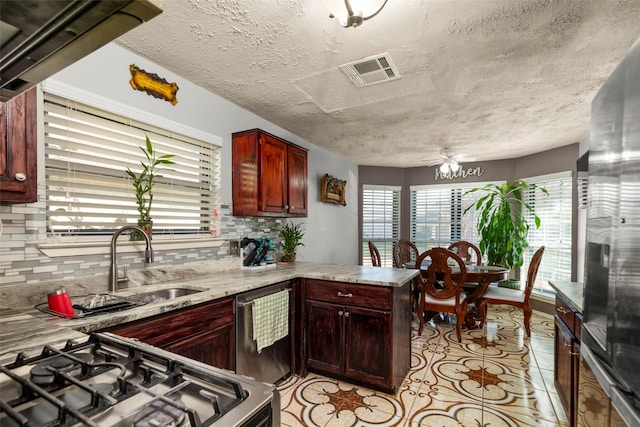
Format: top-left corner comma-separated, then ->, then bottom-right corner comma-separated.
229,240 -> 240,255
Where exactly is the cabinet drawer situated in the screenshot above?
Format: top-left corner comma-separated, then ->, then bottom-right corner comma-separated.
555,294 -> 576,333
104,297 -> 234,347
305,279 -> 392,310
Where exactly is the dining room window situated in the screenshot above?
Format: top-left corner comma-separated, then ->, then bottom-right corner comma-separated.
410,181 -> 500,254
521,171 -> 573,294
362,185 -> 400,267
44,92 -> 221,238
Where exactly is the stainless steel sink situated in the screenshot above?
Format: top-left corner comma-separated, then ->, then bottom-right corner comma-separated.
129,288 -> 203,304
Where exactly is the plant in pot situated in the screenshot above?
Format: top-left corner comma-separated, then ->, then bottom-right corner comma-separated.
279,221 -> 305,262
125,135 -> 175,240
463,179 -> 547,287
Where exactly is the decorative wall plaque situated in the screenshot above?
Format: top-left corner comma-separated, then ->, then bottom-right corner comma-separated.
320,174 -> 347,206
129,64 -> 179,105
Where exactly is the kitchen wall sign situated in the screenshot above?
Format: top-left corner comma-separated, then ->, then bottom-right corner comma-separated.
320,174 -> 347,206
434,166 -> 485,181
129,64 -> 179,105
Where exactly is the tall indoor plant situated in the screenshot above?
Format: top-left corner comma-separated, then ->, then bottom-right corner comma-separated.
463,179 -> 547,270
279,221 -> 305,262
126,135 -> 175,239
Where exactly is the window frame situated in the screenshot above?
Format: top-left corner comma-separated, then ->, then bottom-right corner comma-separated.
521,171 -> 573,294
361,184 -> 401,267
40,81 -> 223,247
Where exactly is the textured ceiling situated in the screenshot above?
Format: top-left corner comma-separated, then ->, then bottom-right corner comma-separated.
116,0 -> 640,167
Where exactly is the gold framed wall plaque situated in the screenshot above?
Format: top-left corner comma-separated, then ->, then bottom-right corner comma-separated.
320,174 -> 347,206
129,64 -> 179,105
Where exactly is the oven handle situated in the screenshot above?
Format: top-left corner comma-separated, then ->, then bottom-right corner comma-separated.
236,288 -> 292,307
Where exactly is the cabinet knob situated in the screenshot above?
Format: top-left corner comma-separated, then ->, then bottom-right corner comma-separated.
337,292 -> 353,298
15,173 -> 26,182
344,311 -> 350,318
556,307 -> 571,314
338,310 -> 343,316
285,205 -> 289,210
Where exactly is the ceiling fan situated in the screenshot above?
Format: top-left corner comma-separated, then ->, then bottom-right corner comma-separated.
424,148 -> 476,173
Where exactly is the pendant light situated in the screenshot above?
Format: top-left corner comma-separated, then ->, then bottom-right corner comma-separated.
322,0 -> 389,28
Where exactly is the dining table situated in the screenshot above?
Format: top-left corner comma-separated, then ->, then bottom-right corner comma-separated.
404,262 -> 509,328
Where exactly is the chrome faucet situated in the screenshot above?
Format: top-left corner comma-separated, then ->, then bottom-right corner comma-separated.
109,225 -> 154,293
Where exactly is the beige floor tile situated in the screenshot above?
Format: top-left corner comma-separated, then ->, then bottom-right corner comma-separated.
281,306 -> 567,426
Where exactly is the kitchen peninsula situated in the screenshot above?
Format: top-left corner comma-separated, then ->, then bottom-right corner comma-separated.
0,262 -> 418,394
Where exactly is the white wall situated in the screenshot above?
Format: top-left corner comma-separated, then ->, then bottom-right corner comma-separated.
46,43 -> 358,265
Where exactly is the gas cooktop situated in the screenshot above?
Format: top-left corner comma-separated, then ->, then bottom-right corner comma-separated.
0,332 -> 279,426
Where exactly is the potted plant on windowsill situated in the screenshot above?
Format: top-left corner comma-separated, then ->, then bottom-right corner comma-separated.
463,179 -> 547,287
279,221 -> 305,262
126,135 -> 175,240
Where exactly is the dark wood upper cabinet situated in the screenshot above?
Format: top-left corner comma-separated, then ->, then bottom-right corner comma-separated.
0,87 -> 37,204
232,129 -> 307,217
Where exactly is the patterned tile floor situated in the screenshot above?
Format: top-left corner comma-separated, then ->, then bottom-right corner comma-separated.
277,305 -> 567,427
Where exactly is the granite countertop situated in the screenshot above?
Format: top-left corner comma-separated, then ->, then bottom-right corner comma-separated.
549,280 -> 584,313
1,262 -> 418,360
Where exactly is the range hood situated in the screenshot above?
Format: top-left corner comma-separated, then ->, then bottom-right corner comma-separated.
0,0 -> 162,101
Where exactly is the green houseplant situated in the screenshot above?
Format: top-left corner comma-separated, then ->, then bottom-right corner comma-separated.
463,179 -> 547,271
279,221 -> 305,262
125,135 -> 175,240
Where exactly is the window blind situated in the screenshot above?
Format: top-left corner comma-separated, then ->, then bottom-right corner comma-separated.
362,185 -> 400,267
410,182 -> 497,254
44,93 -> 221,236
521,172 -> 573,292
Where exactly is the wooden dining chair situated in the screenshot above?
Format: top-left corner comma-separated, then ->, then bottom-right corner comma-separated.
478,246 -> 545,337
415,247 -> 468,342
392,239 -> 419,268
447,240 -> 481,265
368,241 -> 382,267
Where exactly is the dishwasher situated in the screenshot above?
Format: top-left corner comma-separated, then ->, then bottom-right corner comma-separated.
235,281 -> 292,385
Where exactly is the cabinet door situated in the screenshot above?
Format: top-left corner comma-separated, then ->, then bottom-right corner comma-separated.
344,305 -> 391,388
287,145 -> 307,215
259,134 -> 288,214
306,299 -> 344,375
165,323 -> 235,371
0,87 -> 37,203
554,315 -> 575,423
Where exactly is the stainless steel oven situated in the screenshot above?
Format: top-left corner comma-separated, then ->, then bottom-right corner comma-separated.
0,332 -> 279,426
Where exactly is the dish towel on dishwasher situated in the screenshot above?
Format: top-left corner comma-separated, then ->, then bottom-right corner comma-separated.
252,289 -> 289,353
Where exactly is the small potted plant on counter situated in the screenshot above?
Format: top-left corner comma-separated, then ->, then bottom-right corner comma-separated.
463,179 -> 547,287
126,135 -> 175,240
279,221 -> 305,262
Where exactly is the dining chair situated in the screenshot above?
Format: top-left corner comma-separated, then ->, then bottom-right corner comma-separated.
392,239 -> 419,268
415,247 -> 468,342
368,241 -> 382,267
478,246 -> 545,337
447,240 -> 481,265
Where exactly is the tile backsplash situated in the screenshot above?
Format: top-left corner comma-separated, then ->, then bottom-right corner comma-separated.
0,200 -> 285,295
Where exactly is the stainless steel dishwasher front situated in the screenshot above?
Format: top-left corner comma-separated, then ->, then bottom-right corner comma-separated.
235,281 -> 292,385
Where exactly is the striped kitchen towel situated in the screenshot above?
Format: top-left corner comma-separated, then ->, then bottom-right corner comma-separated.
252,289 -> 289,353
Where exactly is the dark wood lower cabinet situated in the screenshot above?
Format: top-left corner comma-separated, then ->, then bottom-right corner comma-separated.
102,297 -> 235,371
304,279 -> 410,393
554,293 -> 581,427
344,305 -> 391,386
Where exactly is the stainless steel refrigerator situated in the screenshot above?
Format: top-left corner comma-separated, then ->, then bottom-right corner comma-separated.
581,37 -> 640,427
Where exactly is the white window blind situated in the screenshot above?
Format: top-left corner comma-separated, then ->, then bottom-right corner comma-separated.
410,182 -> 498,254
362,185 -> 400,267
44,93 -> 221,236
522,172 -> 573,293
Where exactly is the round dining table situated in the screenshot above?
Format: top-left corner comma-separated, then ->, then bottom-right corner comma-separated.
405,262 -> 509,328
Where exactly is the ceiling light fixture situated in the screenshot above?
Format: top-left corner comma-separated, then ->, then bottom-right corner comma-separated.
323,0 -> 389,28
439,160 -> 461,174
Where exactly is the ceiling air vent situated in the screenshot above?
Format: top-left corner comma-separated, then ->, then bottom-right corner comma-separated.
339,53 -> 400,88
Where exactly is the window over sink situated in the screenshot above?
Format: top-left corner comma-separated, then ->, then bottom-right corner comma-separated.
43,92 -> 221,239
